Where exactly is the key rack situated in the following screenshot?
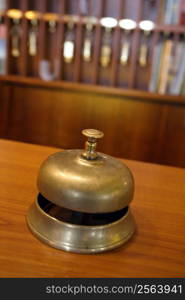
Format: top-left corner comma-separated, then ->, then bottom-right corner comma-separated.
0,0 -> 185,96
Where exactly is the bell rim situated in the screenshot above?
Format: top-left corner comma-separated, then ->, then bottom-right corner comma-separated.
27,217 -> 135,253
26,199 -> 135,253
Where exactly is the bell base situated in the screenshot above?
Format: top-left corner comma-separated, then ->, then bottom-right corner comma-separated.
27,219 -> 134,254
26,199 -> 135,254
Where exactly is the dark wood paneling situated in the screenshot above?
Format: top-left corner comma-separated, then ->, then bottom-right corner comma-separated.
0,83 -> 11,137
1,75 -> 185,104
155,105 -> 185,166
0,80 -> 185,168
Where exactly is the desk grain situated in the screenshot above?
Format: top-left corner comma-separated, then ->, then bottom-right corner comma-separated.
0,139 -> 184,277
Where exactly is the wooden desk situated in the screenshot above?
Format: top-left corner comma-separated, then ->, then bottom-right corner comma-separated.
0,139 -> 184,278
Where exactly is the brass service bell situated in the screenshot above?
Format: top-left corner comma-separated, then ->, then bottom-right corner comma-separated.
27,129 -> 135,253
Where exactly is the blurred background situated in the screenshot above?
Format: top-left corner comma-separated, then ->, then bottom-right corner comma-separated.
0,0 -> 185,167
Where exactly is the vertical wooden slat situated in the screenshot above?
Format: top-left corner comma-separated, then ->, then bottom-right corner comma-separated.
37,0 -> 46,77
37,0 -> 44,12
6,0 -> 10,9
128,0 -> 143,88
19,0 -> 28,76
73,0 -> 82,82
58,1 -> 66,80
53,0 -> 65,80
110,0 -> 125,86
34,1 -> 47,77
74,22 -> 83,82
4,1 -> 10,74
60,1 -> 66,17
20,0 -> 27,11
92,0 -> 105,84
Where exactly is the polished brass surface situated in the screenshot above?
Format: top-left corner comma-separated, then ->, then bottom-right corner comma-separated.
43,13 -> 59,22
82,129 -> 104,160
82,128 -> 104,139
25,11 -> 40,21
27,129 -> 135,253
27,197 -> 135,254
7,9 -> 23,20
37,129 -> 134,213
37,149 -> 134,213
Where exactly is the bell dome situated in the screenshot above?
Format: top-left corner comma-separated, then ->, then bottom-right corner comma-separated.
37,147 -> 134,213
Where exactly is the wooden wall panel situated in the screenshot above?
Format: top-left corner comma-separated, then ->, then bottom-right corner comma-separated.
0,81 -> 185,168
155,105 -> 185,167
0,83 -> 11,137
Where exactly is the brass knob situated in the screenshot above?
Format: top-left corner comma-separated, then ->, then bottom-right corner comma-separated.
81,129 -> 104,160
